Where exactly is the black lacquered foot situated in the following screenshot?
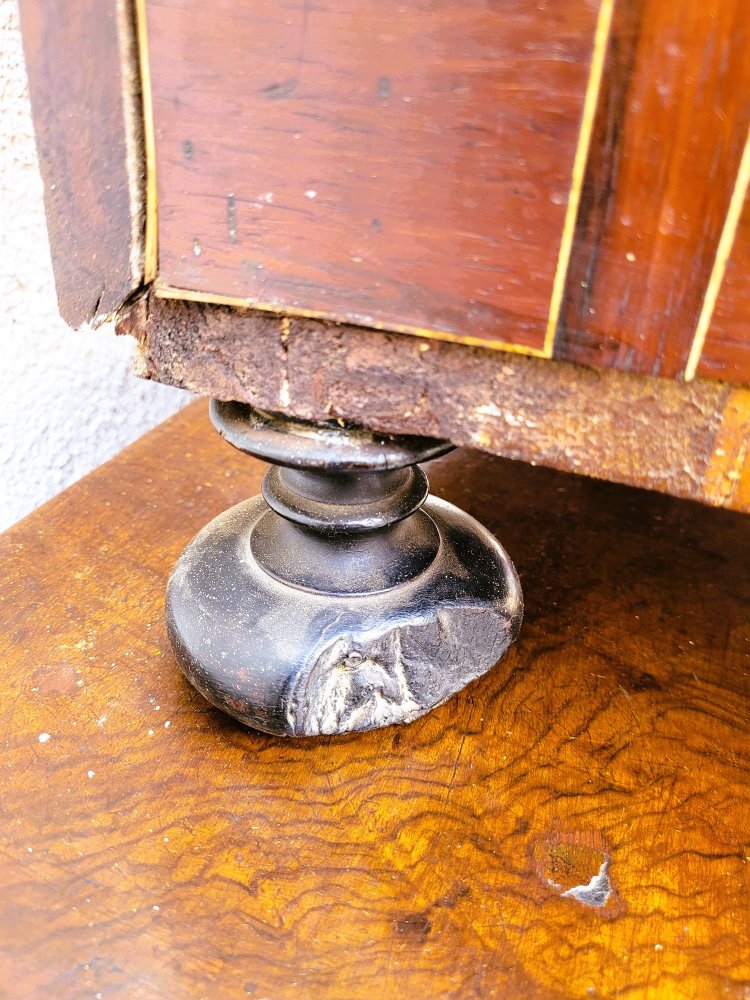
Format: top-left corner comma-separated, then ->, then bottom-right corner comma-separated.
166,401 -> 523,737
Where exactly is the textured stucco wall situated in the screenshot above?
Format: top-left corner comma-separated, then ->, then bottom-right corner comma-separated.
0,0 -> 187,531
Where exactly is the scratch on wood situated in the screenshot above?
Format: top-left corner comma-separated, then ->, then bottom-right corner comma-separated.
227,194 -> 238,244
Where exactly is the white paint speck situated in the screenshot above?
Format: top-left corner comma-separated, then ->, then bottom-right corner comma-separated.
148,729 -> 155,736
475,402 -> 503,420
27,847 -> 33,853
152,904 -> 160,911
97,716 -> 107,727
164,720 -> 171,728
305,190 -> 317,199
192,240 -> 202,257
164,837 -> 169,843
38,733 -> 51,744
655,943 -> 664,951
626,252 -> 636,262
87,770 -> 95,779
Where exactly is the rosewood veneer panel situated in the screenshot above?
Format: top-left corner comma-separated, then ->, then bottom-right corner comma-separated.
697,187 -> 750,383
556,0 -> 750,378
145,0 -> 604,351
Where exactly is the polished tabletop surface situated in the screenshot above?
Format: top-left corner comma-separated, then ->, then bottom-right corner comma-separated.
0,400 -> 748,999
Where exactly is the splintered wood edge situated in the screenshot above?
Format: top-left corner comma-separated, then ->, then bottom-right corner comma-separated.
116,293 -> 750,513
18,0 -> 142,327
151,282 -> 550,357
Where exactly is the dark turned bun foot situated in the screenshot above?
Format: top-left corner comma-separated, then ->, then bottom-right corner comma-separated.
166,401 -> 523,737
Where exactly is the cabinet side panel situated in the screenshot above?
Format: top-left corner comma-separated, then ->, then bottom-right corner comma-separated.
19,0 -> 142,327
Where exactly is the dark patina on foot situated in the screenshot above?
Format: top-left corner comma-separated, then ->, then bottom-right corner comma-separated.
166,401 -> 523,736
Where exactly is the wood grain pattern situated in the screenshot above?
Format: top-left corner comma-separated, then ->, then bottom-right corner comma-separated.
697,166 -> 750,383
118,292 -> 750,512
1,400 -> 748,998
700,387 -> 750,510
144,0 -> 605,352
18,0 -> 143,326
555,0 -> 750,379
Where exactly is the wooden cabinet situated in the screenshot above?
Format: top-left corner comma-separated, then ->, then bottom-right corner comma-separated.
19,0 -> 750,509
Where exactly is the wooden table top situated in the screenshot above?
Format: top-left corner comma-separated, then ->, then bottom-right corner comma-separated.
1,400 -> 748,999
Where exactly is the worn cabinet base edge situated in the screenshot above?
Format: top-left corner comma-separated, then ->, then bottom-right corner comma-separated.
116,293 -> 750,513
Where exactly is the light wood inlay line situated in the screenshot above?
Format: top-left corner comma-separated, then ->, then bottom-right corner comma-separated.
685,126 -> 750,381
545,0 -> 615,356
152,282 -> 551,357
134,0 -> 158,283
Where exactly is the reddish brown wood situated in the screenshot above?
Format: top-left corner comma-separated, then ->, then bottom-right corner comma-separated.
145,0 -> 603,350
18,0 -> 142,326
697,193 -> 750,382
555,0 -> 750,378
0,401 -> 749,998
